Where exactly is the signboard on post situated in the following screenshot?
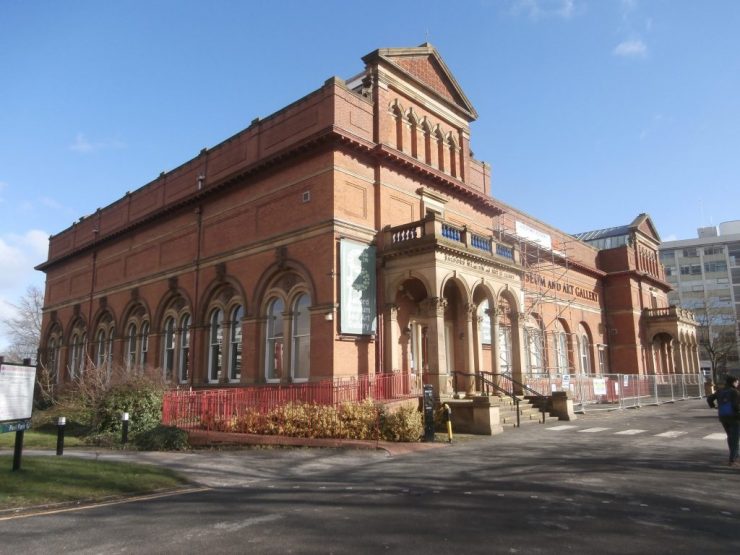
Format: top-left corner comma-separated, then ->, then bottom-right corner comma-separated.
0,363 -> 37,424
340,239 -> 377,335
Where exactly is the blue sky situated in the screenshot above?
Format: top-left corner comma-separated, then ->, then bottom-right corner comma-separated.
1,0 -> 739,349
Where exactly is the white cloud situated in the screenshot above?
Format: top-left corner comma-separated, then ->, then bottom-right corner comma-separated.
0,229 -> 49,291
662,234 -> 677,242
613,39 -> 647,58
0,229 -> 48,350
69,132 -> 126,153
511,0 -> 576,20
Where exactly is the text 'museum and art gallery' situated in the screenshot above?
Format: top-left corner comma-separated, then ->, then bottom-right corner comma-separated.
37,44 -> 700,396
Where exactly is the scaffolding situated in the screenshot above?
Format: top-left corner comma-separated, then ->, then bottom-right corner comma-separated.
493,211 -> 581,375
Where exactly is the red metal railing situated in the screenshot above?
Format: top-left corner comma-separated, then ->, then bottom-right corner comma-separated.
162,373 -> 422,432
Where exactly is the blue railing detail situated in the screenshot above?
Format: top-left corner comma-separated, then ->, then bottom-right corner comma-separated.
471,234 -> 492,253
496,244 -> 514,259
442,224 -> 462,242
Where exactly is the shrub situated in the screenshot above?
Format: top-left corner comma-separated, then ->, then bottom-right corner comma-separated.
381,405 -> 423,442
94,378 -> 164,436
134,425 -> 190,451
207,400 -> 422,442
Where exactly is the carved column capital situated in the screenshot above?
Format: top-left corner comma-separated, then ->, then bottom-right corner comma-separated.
421,297 -> 447,318
385,303 -> 399,319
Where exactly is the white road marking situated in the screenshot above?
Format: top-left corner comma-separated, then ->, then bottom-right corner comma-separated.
547,425 -> 579,431
614,429 -> 646,435
655,431 -> 687,438
0,487 -> 211,521
703,433 -> 726,440
578,427 -> 611,433
214,513 -> 283,532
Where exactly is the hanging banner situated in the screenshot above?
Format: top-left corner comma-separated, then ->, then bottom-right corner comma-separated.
0,363 -> 37,423
340,239 -> 376,335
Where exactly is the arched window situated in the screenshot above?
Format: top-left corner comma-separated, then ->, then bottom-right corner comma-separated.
178,314 -> 191,383
477,300 -> 491,346
96,329 -> 107,369
69,330 -> 86,379
46,334 -> 60,383
163,317 -> 176,381
265,298 -> 285,382
208,308 -> 224,383
448,136 -> 457,177
525,315 -> 545,375
291,294 -> 311,381
421,119 -> 433,165
229,305 -> 244,382
392,102 -> 404,151
578,323 -> 592,374
126,323 -> 137,371
139,321 -> 149,369
553,320 -> 570,374
436,128 -> 446,172
408,111 -> 418,159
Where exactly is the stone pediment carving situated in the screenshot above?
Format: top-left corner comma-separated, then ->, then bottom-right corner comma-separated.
363,43 -> 477,121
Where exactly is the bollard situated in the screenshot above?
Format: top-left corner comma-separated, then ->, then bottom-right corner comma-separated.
56,416 -> 66,456
422,385 -> 435,442
443,403 -> 453,443
12,430 -> 24,471
121,412 -> 130,445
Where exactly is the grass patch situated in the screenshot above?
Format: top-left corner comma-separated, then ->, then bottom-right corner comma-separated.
0,431 -> 85,449
0,456 -> 189,511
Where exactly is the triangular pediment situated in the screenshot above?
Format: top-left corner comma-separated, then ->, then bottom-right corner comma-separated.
363,44 -> 478,121
631,213 -> 661,243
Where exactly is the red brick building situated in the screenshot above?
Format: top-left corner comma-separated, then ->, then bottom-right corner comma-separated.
36,44 -> 699,395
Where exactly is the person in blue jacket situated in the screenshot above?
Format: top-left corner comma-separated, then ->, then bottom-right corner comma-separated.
707,375 -> 740,467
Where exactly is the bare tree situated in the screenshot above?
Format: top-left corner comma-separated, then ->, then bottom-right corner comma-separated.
694,300 -> 739,384
1,285 -> 43,363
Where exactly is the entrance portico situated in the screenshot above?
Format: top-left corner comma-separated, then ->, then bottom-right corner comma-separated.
382,213 -> 524,397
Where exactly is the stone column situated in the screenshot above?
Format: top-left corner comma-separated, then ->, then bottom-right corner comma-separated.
464,303 -> 477,394
513,312 -> 528,387
421,297 -> 448,396
384,304 -> 399,374
487,307 -> 501,375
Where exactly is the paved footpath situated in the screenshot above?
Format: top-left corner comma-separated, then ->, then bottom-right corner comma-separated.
1,399 -> 738,554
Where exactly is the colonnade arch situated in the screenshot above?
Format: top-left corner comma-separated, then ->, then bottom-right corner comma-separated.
647,330 -> 700,375
384,266 -> 525,396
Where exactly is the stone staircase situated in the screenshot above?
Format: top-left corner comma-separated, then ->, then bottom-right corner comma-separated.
497,395 -> 560,428
439,394 -> 561,435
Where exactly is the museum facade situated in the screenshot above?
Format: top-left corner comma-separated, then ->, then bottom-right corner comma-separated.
36,44 -> 699,395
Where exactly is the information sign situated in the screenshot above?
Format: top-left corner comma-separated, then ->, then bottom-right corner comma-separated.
340,239 -> 377,335
0,419 -> 32,434
592,377 -> 607,396
0,363 -> 37,423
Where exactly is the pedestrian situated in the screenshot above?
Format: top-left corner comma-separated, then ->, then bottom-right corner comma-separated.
707,375 -> 740,467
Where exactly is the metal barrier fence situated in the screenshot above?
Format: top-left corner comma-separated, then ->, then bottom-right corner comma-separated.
519,373 -> 704,413
162,372 -> 423,432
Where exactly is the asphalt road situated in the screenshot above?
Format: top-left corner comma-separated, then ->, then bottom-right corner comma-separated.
1,399 -> 738,554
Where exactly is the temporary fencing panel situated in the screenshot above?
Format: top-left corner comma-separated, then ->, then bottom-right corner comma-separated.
521,373 -> 703,413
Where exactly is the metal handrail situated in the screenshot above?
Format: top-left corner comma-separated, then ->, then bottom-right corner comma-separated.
481,371 -> 548,424
452,371 -> 521,427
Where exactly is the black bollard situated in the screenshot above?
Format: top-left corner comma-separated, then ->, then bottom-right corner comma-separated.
56,416 -> 66,456
121,412 -> 130,445
12,430 -> 24,471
